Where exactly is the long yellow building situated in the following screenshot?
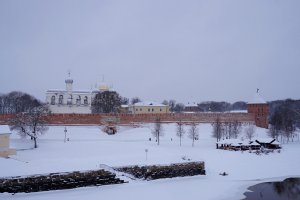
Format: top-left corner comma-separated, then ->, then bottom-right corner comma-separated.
129,101 -> 170,114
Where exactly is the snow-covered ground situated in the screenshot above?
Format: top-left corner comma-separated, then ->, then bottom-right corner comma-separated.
1,123 -> 300,200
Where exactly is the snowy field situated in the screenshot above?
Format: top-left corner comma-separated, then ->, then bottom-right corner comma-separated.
1,123 -> 300,200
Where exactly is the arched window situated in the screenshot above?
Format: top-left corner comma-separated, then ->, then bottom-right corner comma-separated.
51,96 -> 55,105
84,96 -> 88,105
58,95 -> 63,105
76,96 -> 81,105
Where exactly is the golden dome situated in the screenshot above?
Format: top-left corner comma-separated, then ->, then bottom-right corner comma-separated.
99,83 -> 109,91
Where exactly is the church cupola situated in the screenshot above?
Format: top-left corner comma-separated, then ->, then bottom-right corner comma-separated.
99,76 -> 110,92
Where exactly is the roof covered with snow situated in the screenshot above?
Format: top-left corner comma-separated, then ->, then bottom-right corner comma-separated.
228,110 -> 248,113
217,139 -> 260,146
217,138 -> 281,146
247,93 -> 267,104
271,140 -> 281,145
217,139 -> 244,145
0,125 -> 11,135
133,101 -> 168,107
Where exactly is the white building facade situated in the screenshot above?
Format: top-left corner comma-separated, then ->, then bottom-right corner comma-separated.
46,75 -> 110,114
0,125 -> 16,157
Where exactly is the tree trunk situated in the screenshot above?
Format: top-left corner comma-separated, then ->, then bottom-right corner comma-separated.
34,137 -> 37,148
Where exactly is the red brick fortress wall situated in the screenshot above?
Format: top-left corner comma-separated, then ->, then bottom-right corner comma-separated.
116,113 -> 255,125
1,113 -> 256,126
0,114 -> 13,125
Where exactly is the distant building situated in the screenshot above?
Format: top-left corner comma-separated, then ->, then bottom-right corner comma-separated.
119,105 -> 129,113
247,92 -> 269,128
0,125 -> 16,157
129,101 -> 170,114
184,102 -> 202,113
46,74 -> 111,114
216,138 -> 281,151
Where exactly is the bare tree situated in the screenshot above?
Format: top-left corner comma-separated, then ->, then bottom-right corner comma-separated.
222,122 -> 229,139
232,120 -> 242,139
212,117 -> 223,142
174,103 -> 185,113
176,120 -> 185,146
268,124 -> 281,140
188,122 -> 199,147
162,100 -> 169,105
245,124 -> 256,141
282,114 -> 296,143
224,121 -> 239,139
10,105 -> 49,148
152,117 -> 164,145
168,100 -> 176,112
131,97 -> 141,105
120,97 -> 129,105
227,122 -> 234,139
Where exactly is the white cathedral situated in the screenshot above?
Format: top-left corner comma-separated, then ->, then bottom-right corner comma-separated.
46,75 -> 110,114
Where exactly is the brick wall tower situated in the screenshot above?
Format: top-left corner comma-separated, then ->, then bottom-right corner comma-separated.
247,91 -> 269,128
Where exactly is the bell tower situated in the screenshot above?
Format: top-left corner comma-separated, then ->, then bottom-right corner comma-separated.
65,71 -> 73,94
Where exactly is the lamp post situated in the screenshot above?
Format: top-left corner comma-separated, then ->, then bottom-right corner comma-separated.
145,149 -> 148,161
64,127 -> 67,143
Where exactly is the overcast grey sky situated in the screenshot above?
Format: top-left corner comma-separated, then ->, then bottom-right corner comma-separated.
1,0 -> 299,103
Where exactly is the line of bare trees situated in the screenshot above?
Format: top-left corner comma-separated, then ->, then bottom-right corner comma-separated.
269,104 -> 298,143
152,118 -> 199,147
211,118 -> 248,141
0,91 -> 42,114
162,99 -> 185,113
176,121 -> 199,147
161,99 -> 247,113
